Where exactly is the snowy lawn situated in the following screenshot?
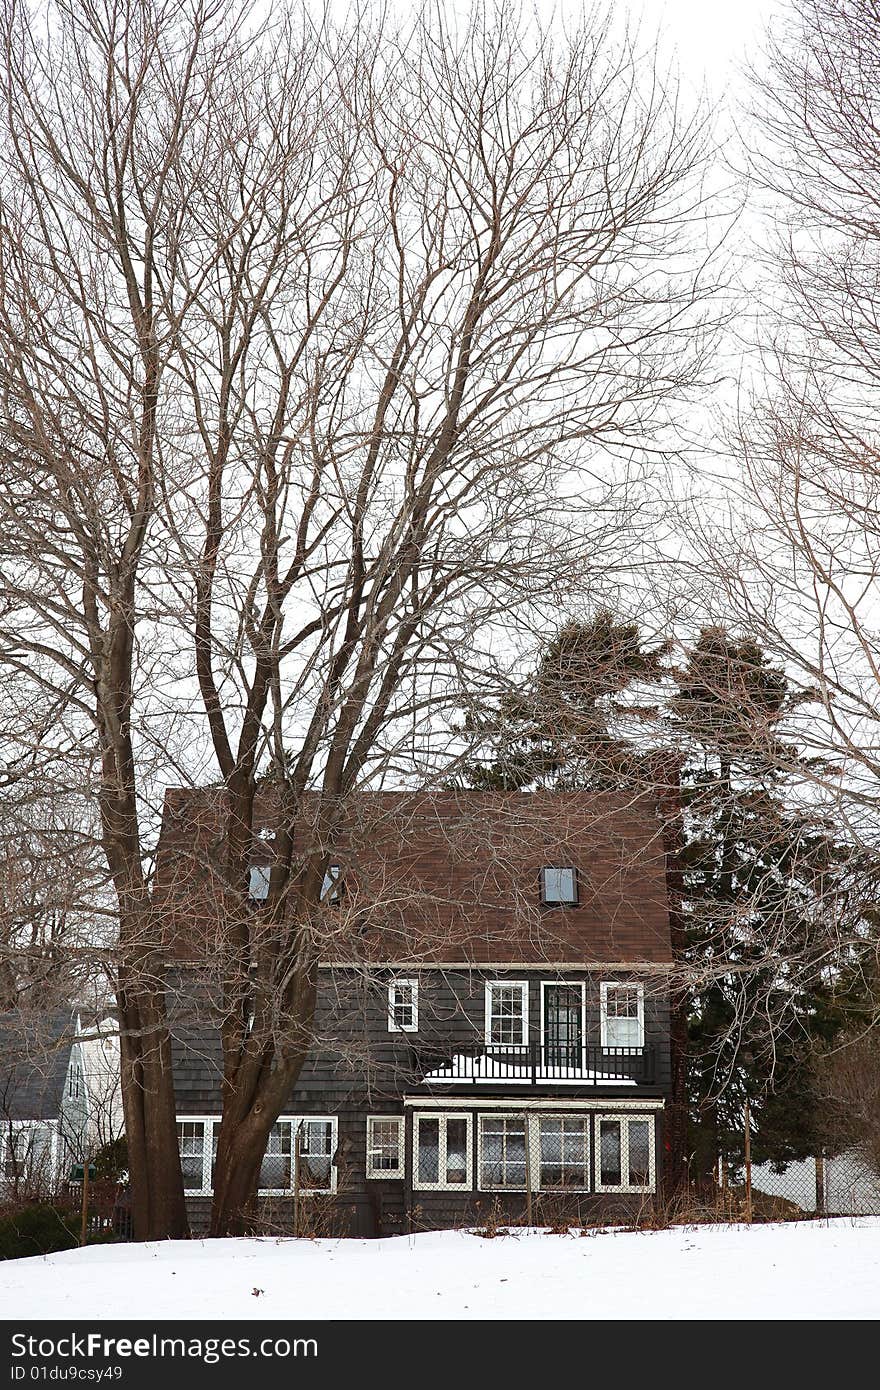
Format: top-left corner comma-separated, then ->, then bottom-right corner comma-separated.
1,1219 -> 878,1320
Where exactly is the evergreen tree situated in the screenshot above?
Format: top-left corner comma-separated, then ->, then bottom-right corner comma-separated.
461,618 -> 878,1181
672,629 -> 873,1176
459,610 -> 669,790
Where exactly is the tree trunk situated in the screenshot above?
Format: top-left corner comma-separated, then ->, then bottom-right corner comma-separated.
117,984 -> 189,1241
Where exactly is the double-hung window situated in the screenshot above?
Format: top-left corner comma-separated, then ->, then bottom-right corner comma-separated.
177,1120 -> 210,1193
595,1114 -> 655,1192
366,1116 -> 405,1179
388,979 -> 419,1032
485,981 -> 528,1048
600,982 -> 645,1050
412,1113 -> 471,1190
297,1120 -> 335,1192
258,1121 -> 294,1193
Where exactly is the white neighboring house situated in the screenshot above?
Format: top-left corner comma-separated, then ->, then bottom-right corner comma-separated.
77,1015 -> 123,1154
0,1007 -> 90,1198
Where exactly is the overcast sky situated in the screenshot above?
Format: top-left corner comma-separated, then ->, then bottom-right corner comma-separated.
624,0 -> 783,92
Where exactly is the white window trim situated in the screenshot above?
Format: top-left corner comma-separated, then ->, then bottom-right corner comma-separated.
594,1113 -> 656,1194
387,978 -> 419,1033
599,981 -> 645,1051
365,1115 -> 405,1179
1,1120 -> 58,1188
535,1113 -> 592,1194
484,980 -> 529,1048
476,1112 -> 593,1193
412,1112 -> 473,1191
477,1112 -> 530,1192
176,1115 -> 338,1197
540,980 -> 586,1060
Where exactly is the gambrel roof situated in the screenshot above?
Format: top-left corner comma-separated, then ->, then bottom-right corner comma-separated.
155,788 -> 673,967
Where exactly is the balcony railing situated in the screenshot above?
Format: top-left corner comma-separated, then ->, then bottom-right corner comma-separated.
414,1042 -> 656,1088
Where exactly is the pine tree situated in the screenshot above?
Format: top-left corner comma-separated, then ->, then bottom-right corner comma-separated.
672,629 -> 873,1177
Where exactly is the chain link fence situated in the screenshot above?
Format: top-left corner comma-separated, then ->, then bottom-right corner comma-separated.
750,1150 -> 880,1218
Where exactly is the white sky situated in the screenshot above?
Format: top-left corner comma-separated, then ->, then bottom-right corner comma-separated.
621,0 -> 783,93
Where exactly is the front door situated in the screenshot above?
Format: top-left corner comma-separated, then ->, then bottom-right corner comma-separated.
543,985 -> 583,1070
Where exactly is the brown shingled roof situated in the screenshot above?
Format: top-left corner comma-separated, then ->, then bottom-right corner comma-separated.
154,788 -> 673,966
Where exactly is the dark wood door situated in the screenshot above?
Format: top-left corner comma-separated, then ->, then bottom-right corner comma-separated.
544,985 -> 583,1068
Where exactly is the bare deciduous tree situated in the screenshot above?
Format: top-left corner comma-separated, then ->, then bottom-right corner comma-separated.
0,0 -> 723,1235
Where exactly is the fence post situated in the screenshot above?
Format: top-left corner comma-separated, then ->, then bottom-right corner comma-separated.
80,1154 -> 90,1247
293,1126 -> 302,1238
815,1149 -> 826,1216
524,1115 -> 533,1229
744,1100 -> 752,1225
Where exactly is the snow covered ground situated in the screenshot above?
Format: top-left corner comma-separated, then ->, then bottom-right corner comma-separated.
2,1219 -> 879,1319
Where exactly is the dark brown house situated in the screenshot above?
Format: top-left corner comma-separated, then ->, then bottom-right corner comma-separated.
157,788 -> 675,1235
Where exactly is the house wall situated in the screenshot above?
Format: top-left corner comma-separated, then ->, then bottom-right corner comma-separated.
173,964 -> 670,1236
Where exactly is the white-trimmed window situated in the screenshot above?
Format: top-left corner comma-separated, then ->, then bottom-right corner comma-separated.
388,979 -> 419,1033
67,1062 -> 82,1100
258,1121 -> 294,1193
366,1116 -> 405,1179
296,1119 -> 336,1193
600,982 -> 644,1050
479,1114 -> 527,1190
477,1113 -> 593,1192
485,981 -> 529,1047
177,1119 -> 211,1193
540,866 -> 578,905
177,1115 -> 337,1196
595,1114 -> 655,1193
248,864 -> 270,901
412,1113 -> 472,1190
538,1115 -> 591,1190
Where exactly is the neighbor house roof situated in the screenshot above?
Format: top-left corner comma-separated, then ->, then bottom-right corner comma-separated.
155,788 -> 674,966
0,1008 -> 76,1121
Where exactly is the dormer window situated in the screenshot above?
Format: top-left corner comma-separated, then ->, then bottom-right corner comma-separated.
321,864 -> 342,903
248,865 -> 270,901
388,979 -> 418,1032
540,866 -> 578,905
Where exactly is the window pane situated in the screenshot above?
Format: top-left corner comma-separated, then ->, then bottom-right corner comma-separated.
417,1117 -> 440,1184
390,982 -> 415,1030
259,1121 -> 292,1190
605,1016 -> 641,1048
542,867 -> 576,903
445,1118 -> 469,1185
539,1116 -> 589,1189
599,1120 -> 622,1186
299,1121 -> 333,1189
369,1119 -> 401,1172
628,1120 -> 651,1187
480,1116 -> 526,1189
489,985 -> 525,1045
177,1122 -> 205,1188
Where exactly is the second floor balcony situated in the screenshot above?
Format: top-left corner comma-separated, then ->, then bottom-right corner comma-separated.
413,1042 -> 656,1089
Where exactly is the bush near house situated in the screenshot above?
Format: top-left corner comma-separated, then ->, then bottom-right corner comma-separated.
0,1204 -> 79,1260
